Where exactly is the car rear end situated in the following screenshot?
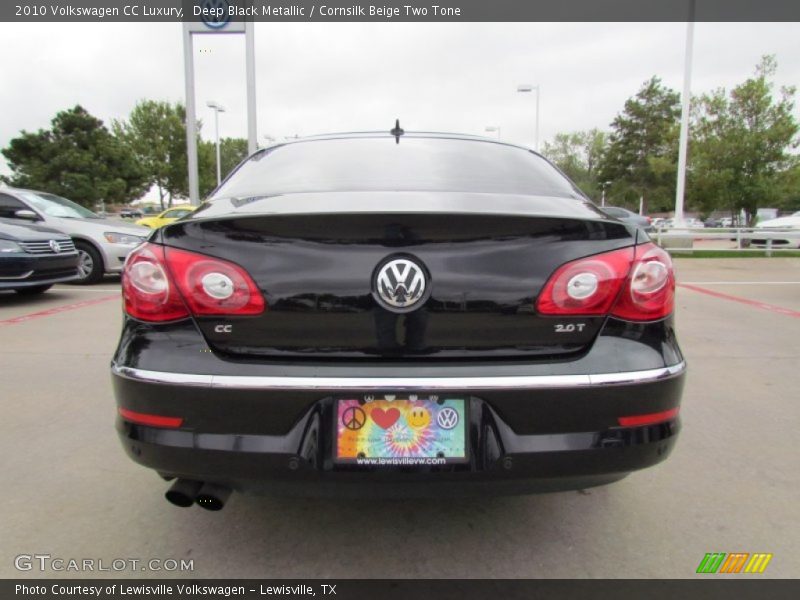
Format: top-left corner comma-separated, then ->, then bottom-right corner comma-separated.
110,134 -> 685,507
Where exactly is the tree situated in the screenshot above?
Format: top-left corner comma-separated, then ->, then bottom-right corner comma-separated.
1,105 -> 147,206
598,77 -> 680,213
219,137 -> 249,180
196,137 -> 249,197
688,56 -> 799,223
113,100 -> 190,209
198,140 -> 218,197
542,129 -> 607,198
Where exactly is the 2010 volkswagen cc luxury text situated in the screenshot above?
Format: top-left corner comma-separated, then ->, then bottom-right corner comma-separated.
111,129 -> 686,510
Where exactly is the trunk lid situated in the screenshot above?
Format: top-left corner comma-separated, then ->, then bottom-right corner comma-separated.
160,193 -> 634,360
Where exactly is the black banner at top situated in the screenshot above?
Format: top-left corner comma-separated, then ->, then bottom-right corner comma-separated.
3,0 -> 800,23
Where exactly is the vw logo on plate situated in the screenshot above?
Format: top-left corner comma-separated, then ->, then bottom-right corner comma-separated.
373,256 -> 429,312
436,407 -> 459,430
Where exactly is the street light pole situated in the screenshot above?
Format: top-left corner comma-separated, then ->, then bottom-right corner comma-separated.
674,0 -> 695,227
517,84 -> 540,151
601,181 -> 612,207
206,100 -> 226,186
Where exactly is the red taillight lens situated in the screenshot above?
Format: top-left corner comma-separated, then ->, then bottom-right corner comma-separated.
165,247 -> 265,316
611,243 -> 675,321
123,244 -> 189,321
536,242 -> 675,321
122,243 -> 265,321
537,247 -> 634,315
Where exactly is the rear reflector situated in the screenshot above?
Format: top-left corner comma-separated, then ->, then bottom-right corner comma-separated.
618,407 -> 680,427
118,408 -> 184,429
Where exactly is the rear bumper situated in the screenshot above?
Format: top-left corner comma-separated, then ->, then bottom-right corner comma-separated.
112,360 -> 685,497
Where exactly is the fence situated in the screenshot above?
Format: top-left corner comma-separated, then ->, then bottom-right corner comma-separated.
652,227 -> 800,256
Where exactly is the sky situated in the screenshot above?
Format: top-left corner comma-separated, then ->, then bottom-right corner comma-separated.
1,21 -> 798,185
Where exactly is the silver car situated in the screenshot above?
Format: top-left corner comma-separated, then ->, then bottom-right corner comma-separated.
0,186 -> 149,283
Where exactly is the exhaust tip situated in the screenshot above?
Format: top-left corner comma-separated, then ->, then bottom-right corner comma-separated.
165,479 -> 202,507
195,483 -> 232,511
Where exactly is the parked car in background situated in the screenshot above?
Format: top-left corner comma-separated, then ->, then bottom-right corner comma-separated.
685,218 -> 705,229
752,211 -> 800,248
704,217 -> 723,228
135,205 -> 196,229
0,218 -> 79,294
112,131 -> 685,509
601,206 -> 652,231
0,186 -> 149,283
120,207 -> 143,219
650,217 -> 667,229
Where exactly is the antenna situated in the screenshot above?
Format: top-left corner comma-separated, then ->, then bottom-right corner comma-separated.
390,119 -> 404,144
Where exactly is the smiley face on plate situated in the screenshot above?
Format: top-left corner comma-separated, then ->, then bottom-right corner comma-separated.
407,405 -> 431,429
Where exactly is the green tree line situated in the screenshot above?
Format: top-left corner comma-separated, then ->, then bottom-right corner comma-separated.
2,56 -> 797,218
541,56 -> 799,220
1,100 -> 250,209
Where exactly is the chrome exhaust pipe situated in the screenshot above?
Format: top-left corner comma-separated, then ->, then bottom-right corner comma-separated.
164,479 -> 202,507
195,483 -> 232,511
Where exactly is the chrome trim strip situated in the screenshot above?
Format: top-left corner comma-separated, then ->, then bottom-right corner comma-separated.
0,271 -> 34,281
112,361 -> 686,391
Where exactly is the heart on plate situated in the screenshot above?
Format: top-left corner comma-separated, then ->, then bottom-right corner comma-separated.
370,407 -> 401,429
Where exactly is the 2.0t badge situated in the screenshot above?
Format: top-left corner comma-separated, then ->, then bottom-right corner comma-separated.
373,255 -> 430,312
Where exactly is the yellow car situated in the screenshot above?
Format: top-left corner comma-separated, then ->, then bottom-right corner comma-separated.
135,205 -> 196,229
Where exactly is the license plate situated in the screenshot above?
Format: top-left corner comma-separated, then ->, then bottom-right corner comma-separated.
334,395 -> 468,465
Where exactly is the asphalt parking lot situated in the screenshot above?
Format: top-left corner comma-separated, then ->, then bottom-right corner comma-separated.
1,258 -> 798,579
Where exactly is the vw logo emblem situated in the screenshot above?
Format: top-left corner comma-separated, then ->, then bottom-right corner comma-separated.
49,240 -> 62,253
373,256 -> 429,312
436,407 -> 459,430
200,0 -> 231,29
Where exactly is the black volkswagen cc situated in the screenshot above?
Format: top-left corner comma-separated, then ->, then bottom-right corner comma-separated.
111,130 -> 685,510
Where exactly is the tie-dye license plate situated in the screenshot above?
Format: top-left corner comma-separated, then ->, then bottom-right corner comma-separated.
335,396 -> 468,464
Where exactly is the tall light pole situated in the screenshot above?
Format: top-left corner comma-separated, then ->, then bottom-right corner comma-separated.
517,84 -> 540,152
674,0 -> 695,227
206,100 -> 226,186
485,125 -> 501,139
601,181 -> 612,207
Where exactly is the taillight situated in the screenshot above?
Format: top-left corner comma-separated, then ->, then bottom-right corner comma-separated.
611,243 -> 675,321
537,242 -> 674,321
122,244 -> 189,321
164,247 -> 265,316
122,242 -> 264,321
537,247 -> 633,315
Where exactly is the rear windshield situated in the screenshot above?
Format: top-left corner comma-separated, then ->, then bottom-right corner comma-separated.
603,207 -> 629,218
211,137 -> 581,199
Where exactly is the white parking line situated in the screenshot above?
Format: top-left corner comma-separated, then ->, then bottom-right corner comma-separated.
680,281 -> 800,285
52,287 -> 121,293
